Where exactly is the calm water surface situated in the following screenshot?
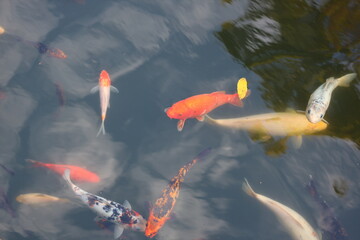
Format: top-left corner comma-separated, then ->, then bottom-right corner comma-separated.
0,0 -> 359,239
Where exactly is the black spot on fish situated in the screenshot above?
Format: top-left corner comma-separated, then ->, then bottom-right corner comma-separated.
36,42 -> 48,54
87,196 -> 98,207
120,212 -> 132,224
103,204 -> 112,213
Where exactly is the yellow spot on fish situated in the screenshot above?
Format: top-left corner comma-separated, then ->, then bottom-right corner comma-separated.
237,78 -> 248,100
0,26 -> 5,35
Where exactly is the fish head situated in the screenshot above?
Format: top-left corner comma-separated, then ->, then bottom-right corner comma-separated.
145,211 -> 167,238
305,102 -> 326,123
99,70 -> 111,87
55,49 -> 67,59
165,105 -> 187,119
129,210 -> 147,232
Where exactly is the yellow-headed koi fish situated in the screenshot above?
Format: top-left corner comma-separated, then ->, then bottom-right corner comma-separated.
90,70 -> 119,136
145,148 -> 212,238
16,193 -> 69,205
204,111 -> 327,148
243,179 -> 321,240
306,73 -> 357,123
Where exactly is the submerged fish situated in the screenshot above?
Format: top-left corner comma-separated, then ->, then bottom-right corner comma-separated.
63,169 -> 146,239
26,159 -> 100,183
165,78 -> 250,131
243,179 -> 320,240
0,26 -> 4,35
204,111 -> 327,148
9,35 -> 67,59
0,187 -> 15,218
0,163 -> 15,176
306,176 -> 348,239
145,148 -> 211,238
90,70 -> 119,136
306,73 -> 357,123
16,193 -> 69,205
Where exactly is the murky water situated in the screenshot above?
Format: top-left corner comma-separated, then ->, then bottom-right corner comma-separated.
0,0 -> 359,239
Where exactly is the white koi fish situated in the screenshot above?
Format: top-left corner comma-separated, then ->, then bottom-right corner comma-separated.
91,70 -> 119,136
63,169 -> 146,239
243,179 -> 321,240
306,73 -> 357,123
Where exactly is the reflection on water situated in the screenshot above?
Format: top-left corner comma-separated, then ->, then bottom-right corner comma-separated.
0,0 -> 359,239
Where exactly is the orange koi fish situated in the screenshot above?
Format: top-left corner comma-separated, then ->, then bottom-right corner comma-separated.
165,79 -> 250,131
145,148 -> 212,238
26,159 -> 100,183
90,70 -> 119,136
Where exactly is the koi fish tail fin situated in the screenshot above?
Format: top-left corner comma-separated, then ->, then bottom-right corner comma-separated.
63,169 -> 74,186
203,114 -> 217,125
229,94 -> 243,107
25,159 -> 42,167
242,178 -> 257,198
96,121 -> 106,137
59,198 -> 71,203
337,73 -> 357,87
194,147 -> 212,163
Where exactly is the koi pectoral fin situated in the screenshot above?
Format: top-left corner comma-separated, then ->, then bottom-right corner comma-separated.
114,224 -> 124,239
290,135 -> 303,149
123,200 -> 131,210
177,119 -> 185,131
110,86 -> 119,93
196,116 -> 205,122
90,86 -> 99,94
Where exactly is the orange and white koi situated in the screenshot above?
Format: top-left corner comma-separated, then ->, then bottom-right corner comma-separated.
145,148 -> 211,238
63,169 -> 146,239
90,70 -> 119,136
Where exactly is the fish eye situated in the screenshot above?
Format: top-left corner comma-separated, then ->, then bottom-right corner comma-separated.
307,109 -> 311,114
320,114 -> 323,118
133,219 -> 138,224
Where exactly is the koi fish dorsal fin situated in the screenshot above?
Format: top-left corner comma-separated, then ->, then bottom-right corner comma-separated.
211,91 -> 226,94
114,225 -> 124,239
336,73 -> 357,87
123,200 -> 132,210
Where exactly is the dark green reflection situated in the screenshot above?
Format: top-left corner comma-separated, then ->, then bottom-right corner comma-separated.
216,0 -> 360,147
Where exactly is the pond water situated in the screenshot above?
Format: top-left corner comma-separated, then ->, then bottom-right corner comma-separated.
0,0 -> 359,239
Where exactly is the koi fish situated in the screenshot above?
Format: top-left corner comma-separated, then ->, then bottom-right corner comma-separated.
4,33 -> 67,59
243,179 -> 321,240
0,26 -> 4,35
306,176 -> 348,240
204,111 -> 327,148
0,163 -> 15,176
54,82 -> 65,107
90,70 -> 119,136
0,187 -> 16,218
165,78 -> 250,131
306,73 -> 357,123
145,148 -> 212,238
26,159 -> 100,183
16,193 -> 69,205
63,169 -> 146,239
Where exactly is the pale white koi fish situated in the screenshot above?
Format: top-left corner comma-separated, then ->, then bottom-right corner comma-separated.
90,70 -> 119,136
243,179 -> 321,240
63,169 -> 146,239
306,73 -> 357,123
